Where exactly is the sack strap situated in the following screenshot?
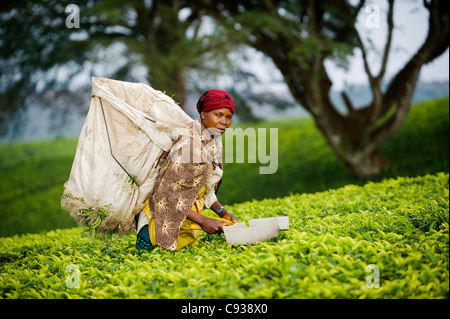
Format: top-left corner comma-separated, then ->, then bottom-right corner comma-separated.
99,96 -> 140,187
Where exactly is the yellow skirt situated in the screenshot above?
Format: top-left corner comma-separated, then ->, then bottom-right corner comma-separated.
143,187 -> 206,251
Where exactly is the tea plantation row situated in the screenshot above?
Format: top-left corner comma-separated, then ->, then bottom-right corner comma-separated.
1,97 -> 449,237
1,173 -> 448,298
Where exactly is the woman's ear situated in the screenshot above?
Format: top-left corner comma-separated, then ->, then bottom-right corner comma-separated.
200,111 -> 206,120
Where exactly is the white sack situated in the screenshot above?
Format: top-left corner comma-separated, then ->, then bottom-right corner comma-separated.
61,77 -> 193,235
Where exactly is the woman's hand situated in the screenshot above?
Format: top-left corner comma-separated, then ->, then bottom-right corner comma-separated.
218,209 -> 238,224
199,216 -> 228,234
211,201 -> 239,224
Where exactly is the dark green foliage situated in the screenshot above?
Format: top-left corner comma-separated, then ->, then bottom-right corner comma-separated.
0,139 -> 78,236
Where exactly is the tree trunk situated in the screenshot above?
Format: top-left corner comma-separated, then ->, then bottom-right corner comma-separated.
148,62 -> 187,108
135,0 -> 190,109
345,151 -> 391,178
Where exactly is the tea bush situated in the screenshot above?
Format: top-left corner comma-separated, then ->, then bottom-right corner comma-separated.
1,173 -> 448,299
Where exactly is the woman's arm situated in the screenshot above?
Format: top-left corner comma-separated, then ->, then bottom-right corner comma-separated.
210,201 -> 238,223
186,210 -> 227,234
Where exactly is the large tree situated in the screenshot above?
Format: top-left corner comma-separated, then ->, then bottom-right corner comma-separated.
0,0 -> 207,135
192,0 -> 449,177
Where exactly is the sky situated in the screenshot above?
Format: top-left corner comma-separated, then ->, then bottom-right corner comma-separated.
327,0 -> 449,90
241,0 -> 449,92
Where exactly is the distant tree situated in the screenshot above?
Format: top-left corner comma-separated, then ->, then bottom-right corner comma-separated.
192,0 -> 449,177
0,0 -> 208,136
1,0 -> 280,137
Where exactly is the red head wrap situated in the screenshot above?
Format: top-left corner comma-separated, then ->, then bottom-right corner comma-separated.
196,89 -> 235,114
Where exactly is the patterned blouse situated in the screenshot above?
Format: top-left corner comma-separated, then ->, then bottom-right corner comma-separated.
148,120 -> 223,250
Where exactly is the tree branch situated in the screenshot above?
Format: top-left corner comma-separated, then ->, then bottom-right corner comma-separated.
355,29 -> 375,86
376,0 -> 394,82
342,91 -> 355,114
192,10 -> 204,40
364,98 -> 411,158
383,0 -> 449,109
365,0 -> 395,131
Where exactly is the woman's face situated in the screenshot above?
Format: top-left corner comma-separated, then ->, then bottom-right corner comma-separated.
201,108 -> 233,135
